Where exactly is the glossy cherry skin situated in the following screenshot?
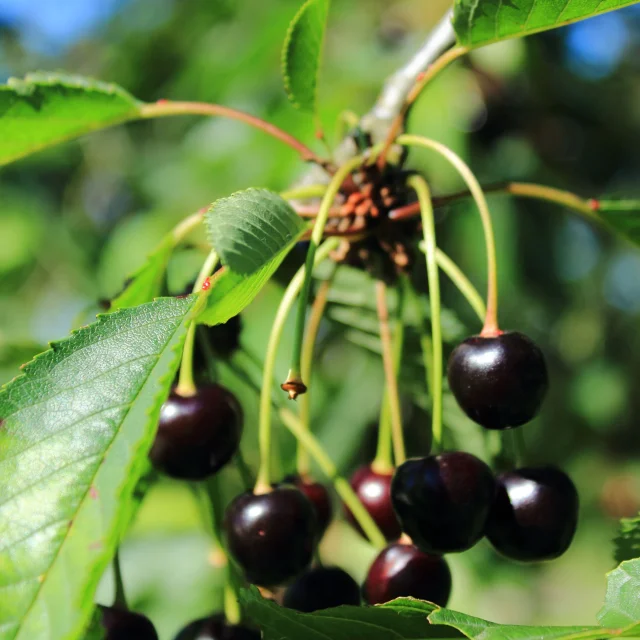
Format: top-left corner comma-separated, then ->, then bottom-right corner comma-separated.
223,486 -> 316,586
174,614 -> 259,640
149,384 -> 243,481
447,331 -> 548,430
284,474 -> 333,536
362,542 -> 451,606
99,606 -> 158,640
344,465 -> 402,541
485,466 -> 579,562
283,566 -> 361,612
391,452 -> 496,554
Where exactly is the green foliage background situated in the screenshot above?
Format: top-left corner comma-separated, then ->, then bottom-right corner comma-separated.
0,1 -> 639,638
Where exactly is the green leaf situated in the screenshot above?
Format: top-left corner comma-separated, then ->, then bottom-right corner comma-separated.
110,235 -> 176,310
0,296 -> 197,640
240,588 -> 460,640
614,512 -> 640,564
0,73 -> 142,166
197,237 -> 302,326
598,558 -> 640,628
595,200 -> 640,248
429,609 -> 616,640
453,0 -> 640,49
205,188 -> 306,275
282,0 -> 330,113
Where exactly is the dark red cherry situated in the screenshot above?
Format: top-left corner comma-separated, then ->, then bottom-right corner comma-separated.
344,465 -> 401,541
149,383 -> 242,481
223,486 -> 316,586
447,331 -> 548,429
284,474 -> 333,535
173,614 -> 259,640
283,566 -> 361,612
391,452 -> 496,554
485,466 -> 579,562
99,606 -> 158,640
362,542 -> 451,606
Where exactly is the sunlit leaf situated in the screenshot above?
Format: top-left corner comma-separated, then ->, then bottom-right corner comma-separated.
453,0 -> 640,49
0,73 -> 142,166
0,296 -> 197,640
205,188 -> 306,275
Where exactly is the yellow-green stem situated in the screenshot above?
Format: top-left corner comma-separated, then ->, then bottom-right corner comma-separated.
398,134 -> 499,336
280,185 -> 329,201
409,175 -> 444,452
279,408 -> 386,550
373,281 -> 406,472
297,269 -> 337,476
175,249 -> 219,397
375,280 -> 406,466
434,248 -> 486,323
286,154 -> 369,395
254,238 -> 340,493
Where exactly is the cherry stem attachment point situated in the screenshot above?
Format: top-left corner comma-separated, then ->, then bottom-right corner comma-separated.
175,249 -> 219,397
297,268 -> 337,476
375,280 -> 406,467
140,100 -> 334,172
287,152 -> 377,398
408,175 -> 444,452
112,548 -> 127,609
279,407 -> 387,550
255,238 -> 341,494
373,279 -> 406,473
398,134 -> 499,337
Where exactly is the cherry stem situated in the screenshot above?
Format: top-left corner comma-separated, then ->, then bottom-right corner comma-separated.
398,134 -> 499,337
508,428 -> 527,468
373,279 -> 406,474
378,45 -> 469,169
255,238 -> 341,494
175,249 -> 219,397
279,407 -> 387,550
408,175 -> 445,452
171,208 -> 207,243
112,549 -> 127,609
390,182 -> 601,223
140,100 -> 334,172
204,476 -> 241,625
297,267 -> 337,476
430,247 -> 486,323
280,184 -> 329,202
286,153 -> 372,397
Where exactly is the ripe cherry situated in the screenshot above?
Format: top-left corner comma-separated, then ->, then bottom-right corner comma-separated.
362,542 -> 451,607
173,614 -> 259,640
283,566 -> 361,612
149,384 -> 243,481
284,474 -> 333,536
391,452 -> 496,554
99,606 -> 158,640
223,486 -> 316,586
344,465 -> 401,542
485,466 -> 579,562
447,331 -> 548,430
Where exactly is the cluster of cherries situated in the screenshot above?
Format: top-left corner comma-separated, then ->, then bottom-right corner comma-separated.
99,321 -> 580,640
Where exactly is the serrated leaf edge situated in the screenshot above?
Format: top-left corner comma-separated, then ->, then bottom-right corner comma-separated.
1,297 -> 195,640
